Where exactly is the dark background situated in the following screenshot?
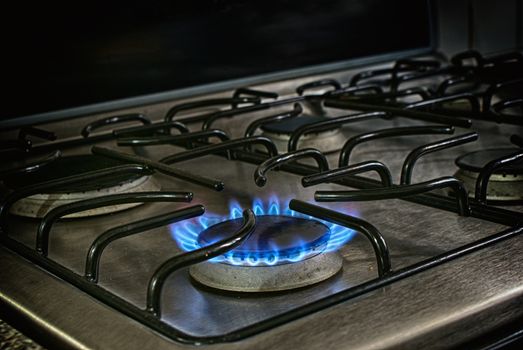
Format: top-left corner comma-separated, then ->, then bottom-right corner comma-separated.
2,0 -> 431,119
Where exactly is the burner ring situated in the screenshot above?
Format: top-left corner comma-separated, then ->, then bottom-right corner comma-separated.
454,148 -> 523,203
455,148 -> 523,174
258,115 -> 342,153
192,215 -> 342,292
197,215 -> 331,266
190,251 -> 343,292
3,154 -> 147,192
4,155 -> 159,218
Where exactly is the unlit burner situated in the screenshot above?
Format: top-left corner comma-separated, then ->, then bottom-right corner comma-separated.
260,116 -> 342,153
454,148 -> 523,204
4,155 -> 159,218
190,215 -> 343,292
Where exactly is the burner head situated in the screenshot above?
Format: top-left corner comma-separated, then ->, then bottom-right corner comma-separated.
455,148 -> 523,174
454,148 -> 523,204
190,215 -> 343,292
259,116 -> 342,153
190,252 -> 342,293
5,155 -> 159,218
4,155 -> 145,192
197,215 -> 331,266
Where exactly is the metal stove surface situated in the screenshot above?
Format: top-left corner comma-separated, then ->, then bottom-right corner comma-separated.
1,58 -> 523,349
2,132 -> 520,348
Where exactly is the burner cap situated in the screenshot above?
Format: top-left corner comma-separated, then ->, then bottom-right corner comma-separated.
198,215 -> 330,265
3,155 -> 144,192
455,148 -> 523,174
260,116 -> 331,134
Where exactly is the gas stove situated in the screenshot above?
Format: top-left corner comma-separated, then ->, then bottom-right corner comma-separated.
1,47 -> 522,349
1,1 -> 523,347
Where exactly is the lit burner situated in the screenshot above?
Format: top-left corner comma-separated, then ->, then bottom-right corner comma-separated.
170,197 -> 356,292
198,215 -> 330,266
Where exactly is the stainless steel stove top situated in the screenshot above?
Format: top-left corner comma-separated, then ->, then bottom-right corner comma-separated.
1,52 -> 522,350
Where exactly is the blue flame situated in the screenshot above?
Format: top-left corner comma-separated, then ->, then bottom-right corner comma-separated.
170,196 -> 356,266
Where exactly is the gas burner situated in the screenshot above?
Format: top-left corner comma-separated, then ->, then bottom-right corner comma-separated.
454,148 -> 523,203
260,116 -> 342,153
199,215 -> 332,264
3,155 -> 159,218
190,215 -> 343,292
190,251 -> 342,293
172,197 -> 355,292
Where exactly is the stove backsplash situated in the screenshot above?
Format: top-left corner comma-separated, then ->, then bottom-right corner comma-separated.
3,0 -> 433,122
437,0 -> 522,55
